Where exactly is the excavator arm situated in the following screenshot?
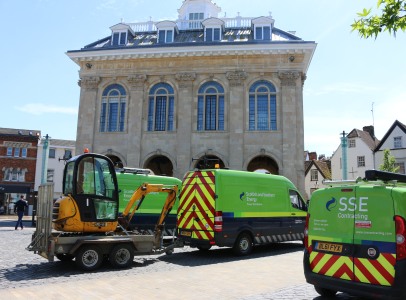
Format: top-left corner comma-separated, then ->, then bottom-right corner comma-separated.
118,183 -> 178,230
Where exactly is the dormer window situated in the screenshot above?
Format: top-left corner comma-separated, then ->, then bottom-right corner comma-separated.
205,27 -> 221,41
156,21 -> 178,44
252,16 -> 274,41
189,12 -> 204,29
158,29 -> 174,43
255,26 -> 271,40
112,31 -> 127,46
202,18 -> 224,42
110,23 -> 134,46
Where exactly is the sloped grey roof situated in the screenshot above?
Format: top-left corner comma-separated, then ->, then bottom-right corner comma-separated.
0,127 -> 41,136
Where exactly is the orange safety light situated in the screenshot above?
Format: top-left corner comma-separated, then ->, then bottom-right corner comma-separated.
84,148 -> 90,153
214,163 -> 220,169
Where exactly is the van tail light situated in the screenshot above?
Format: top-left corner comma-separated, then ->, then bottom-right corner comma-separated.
395,215 -> 406,260
304,213 -> 310,250
214,211 -> 223,232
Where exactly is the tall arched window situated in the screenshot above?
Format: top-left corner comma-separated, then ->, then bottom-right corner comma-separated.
100,84 -> 127,132
148,83 -> 175,131
248,80 -> 277,131
197,81 -> 224,131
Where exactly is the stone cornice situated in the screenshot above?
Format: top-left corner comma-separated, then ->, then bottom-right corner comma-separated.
278,71 -> 301,87
67,43 -> 316,65
78,76 -> 101,89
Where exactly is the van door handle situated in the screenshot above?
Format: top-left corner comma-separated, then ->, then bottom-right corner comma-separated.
291,213 -> 296,216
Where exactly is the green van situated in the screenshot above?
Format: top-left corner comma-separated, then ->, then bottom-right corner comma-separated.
304,170 -> 406,299
177,169 -> 307,255
116,168 -> 182,235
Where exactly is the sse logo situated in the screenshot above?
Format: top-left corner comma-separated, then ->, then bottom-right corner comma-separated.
326,197 -> 337,211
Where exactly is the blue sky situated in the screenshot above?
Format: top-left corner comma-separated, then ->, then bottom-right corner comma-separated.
1,0 -> 405,157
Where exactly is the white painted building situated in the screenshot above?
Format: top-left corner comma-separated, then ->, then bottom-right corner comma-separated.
304,159 -> 331,200
34,139 -> 76,199
331,126 -> 379,180
374,120 -> 406,174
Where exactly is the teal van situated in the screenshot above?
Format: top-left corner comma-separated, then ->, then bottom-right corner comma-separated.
304,170 -> 406,299
177,169 -> 307,255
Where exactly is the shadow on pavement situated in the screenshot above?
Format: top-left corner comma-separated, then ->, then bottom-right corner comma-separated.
161,241 -> 304,266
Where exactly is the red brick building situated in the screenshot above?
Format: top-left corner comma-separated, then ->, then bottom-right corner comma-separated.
0,128 -> 40,214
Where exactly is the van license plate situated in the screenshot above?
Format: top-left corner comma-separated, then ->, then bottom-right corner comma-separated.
180,230 -> 192,237
316,242 -> 343,253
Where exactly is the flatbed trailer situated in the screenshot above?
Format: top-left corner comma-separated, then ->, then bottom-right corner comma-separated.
27,183 -> 182,271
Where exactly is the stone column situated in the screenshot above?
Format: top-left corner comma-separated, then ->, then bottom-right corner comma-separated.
278,71 -> 305,193
76,76 -> 100,153
227,70 -> 247,169
175,72 -> 196,178
126,74 -> 147,167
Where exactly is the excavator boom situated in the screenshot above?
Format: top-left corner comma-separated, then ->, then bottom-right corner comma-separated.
118,183 -> 178,229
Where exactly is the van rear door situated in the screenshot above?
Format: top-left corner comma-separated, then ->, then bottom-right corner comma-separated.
352,185 -> 396,287
177,171 -> 216,244
308,186 -> 357,282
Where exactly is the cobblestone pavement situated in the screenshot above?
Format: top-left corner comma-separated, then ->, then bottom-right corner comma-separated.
0,218 -> 360,299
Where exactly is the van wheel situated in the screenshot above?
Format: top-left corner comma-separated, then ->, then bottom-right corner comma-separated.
314,286 -> 337,297
75,245 -> 103,271
233,233 -> 253,256
109,244 -> 134,268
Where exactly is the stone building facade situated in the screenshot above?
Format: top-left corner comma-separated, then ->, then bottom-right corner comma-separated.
67,0 -> 316,193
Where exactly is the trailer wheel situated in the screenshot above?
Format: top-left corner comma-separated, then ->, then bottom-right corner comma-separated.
75,245 -> 103,271
109,244 -> 134,268
233,233 -> 253,256
314,286 -> 337,297
56,254 -> 74,262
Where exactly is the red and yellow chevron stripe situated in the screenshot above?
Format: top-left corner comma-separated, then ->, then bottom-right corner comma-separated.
309,248 -> 396,286
178,171 -> 216,241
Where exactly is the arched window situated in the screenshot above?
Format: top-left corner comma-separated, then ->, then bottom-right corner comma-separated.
100,84 -> 127,132
248,80 -> 277,131
148,83 -> 175,131
197,81 -> 224,131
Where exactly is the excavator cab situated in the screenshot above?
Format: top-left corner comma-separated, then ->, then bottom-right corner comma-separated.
53,153 -> 120,232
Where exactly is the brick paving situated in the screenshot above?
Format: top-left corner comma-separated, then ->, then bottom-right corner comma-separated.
0,217 -> 358,299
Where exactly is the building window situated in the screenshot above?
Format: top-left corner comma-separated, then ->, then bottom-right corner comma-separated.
14,147 -> 20,157
357,156 -> 365,167
205,27 -> 221,42
249,80 -> 277,131
348,139 -> 356,148
100,84 -> 127,132
197,81 -> 225,131
112,31 -> 127,46
395,162 -> 405,174
49,148 -> 56,158
47,169 -> 54,183
148,83 -> 175,131
4,168 -> 24,182
189,12 -> 204,29
311,169 -> 318,181
63,149 -> 72,160
394,136 -> 402,148
21,148 -> 27,157
6,147 -> 12,156
254,26 -> 271,40
158,30 -> 174,43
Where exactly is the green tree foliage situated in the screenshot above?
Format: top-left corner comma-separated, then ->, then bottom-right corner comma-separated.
379,149 -> 400,172
352,0 -> 406,38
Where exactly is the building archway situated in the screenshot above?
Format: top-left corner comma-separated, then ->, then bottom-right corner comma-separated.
105,154 -> 124,168
247,156 -> 279,174
193,155 -> 225,170
144,155 -> 174,176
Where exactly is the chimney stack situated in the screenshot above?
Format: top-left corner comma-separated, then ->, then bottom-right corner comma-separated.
363,125 -> 375,140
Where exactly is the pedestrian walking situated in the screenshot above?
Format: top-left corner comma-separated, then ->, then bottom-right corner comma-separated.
14,195 -> 28,230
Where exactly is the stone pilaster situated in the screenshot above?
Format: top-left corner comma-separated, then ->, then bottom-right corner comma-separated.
174,72 -> 196,178
226,70 -> 248,87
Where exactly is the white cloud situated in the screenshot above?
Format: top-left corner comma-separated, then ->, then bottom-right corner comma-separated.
16,104 -> 77,115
